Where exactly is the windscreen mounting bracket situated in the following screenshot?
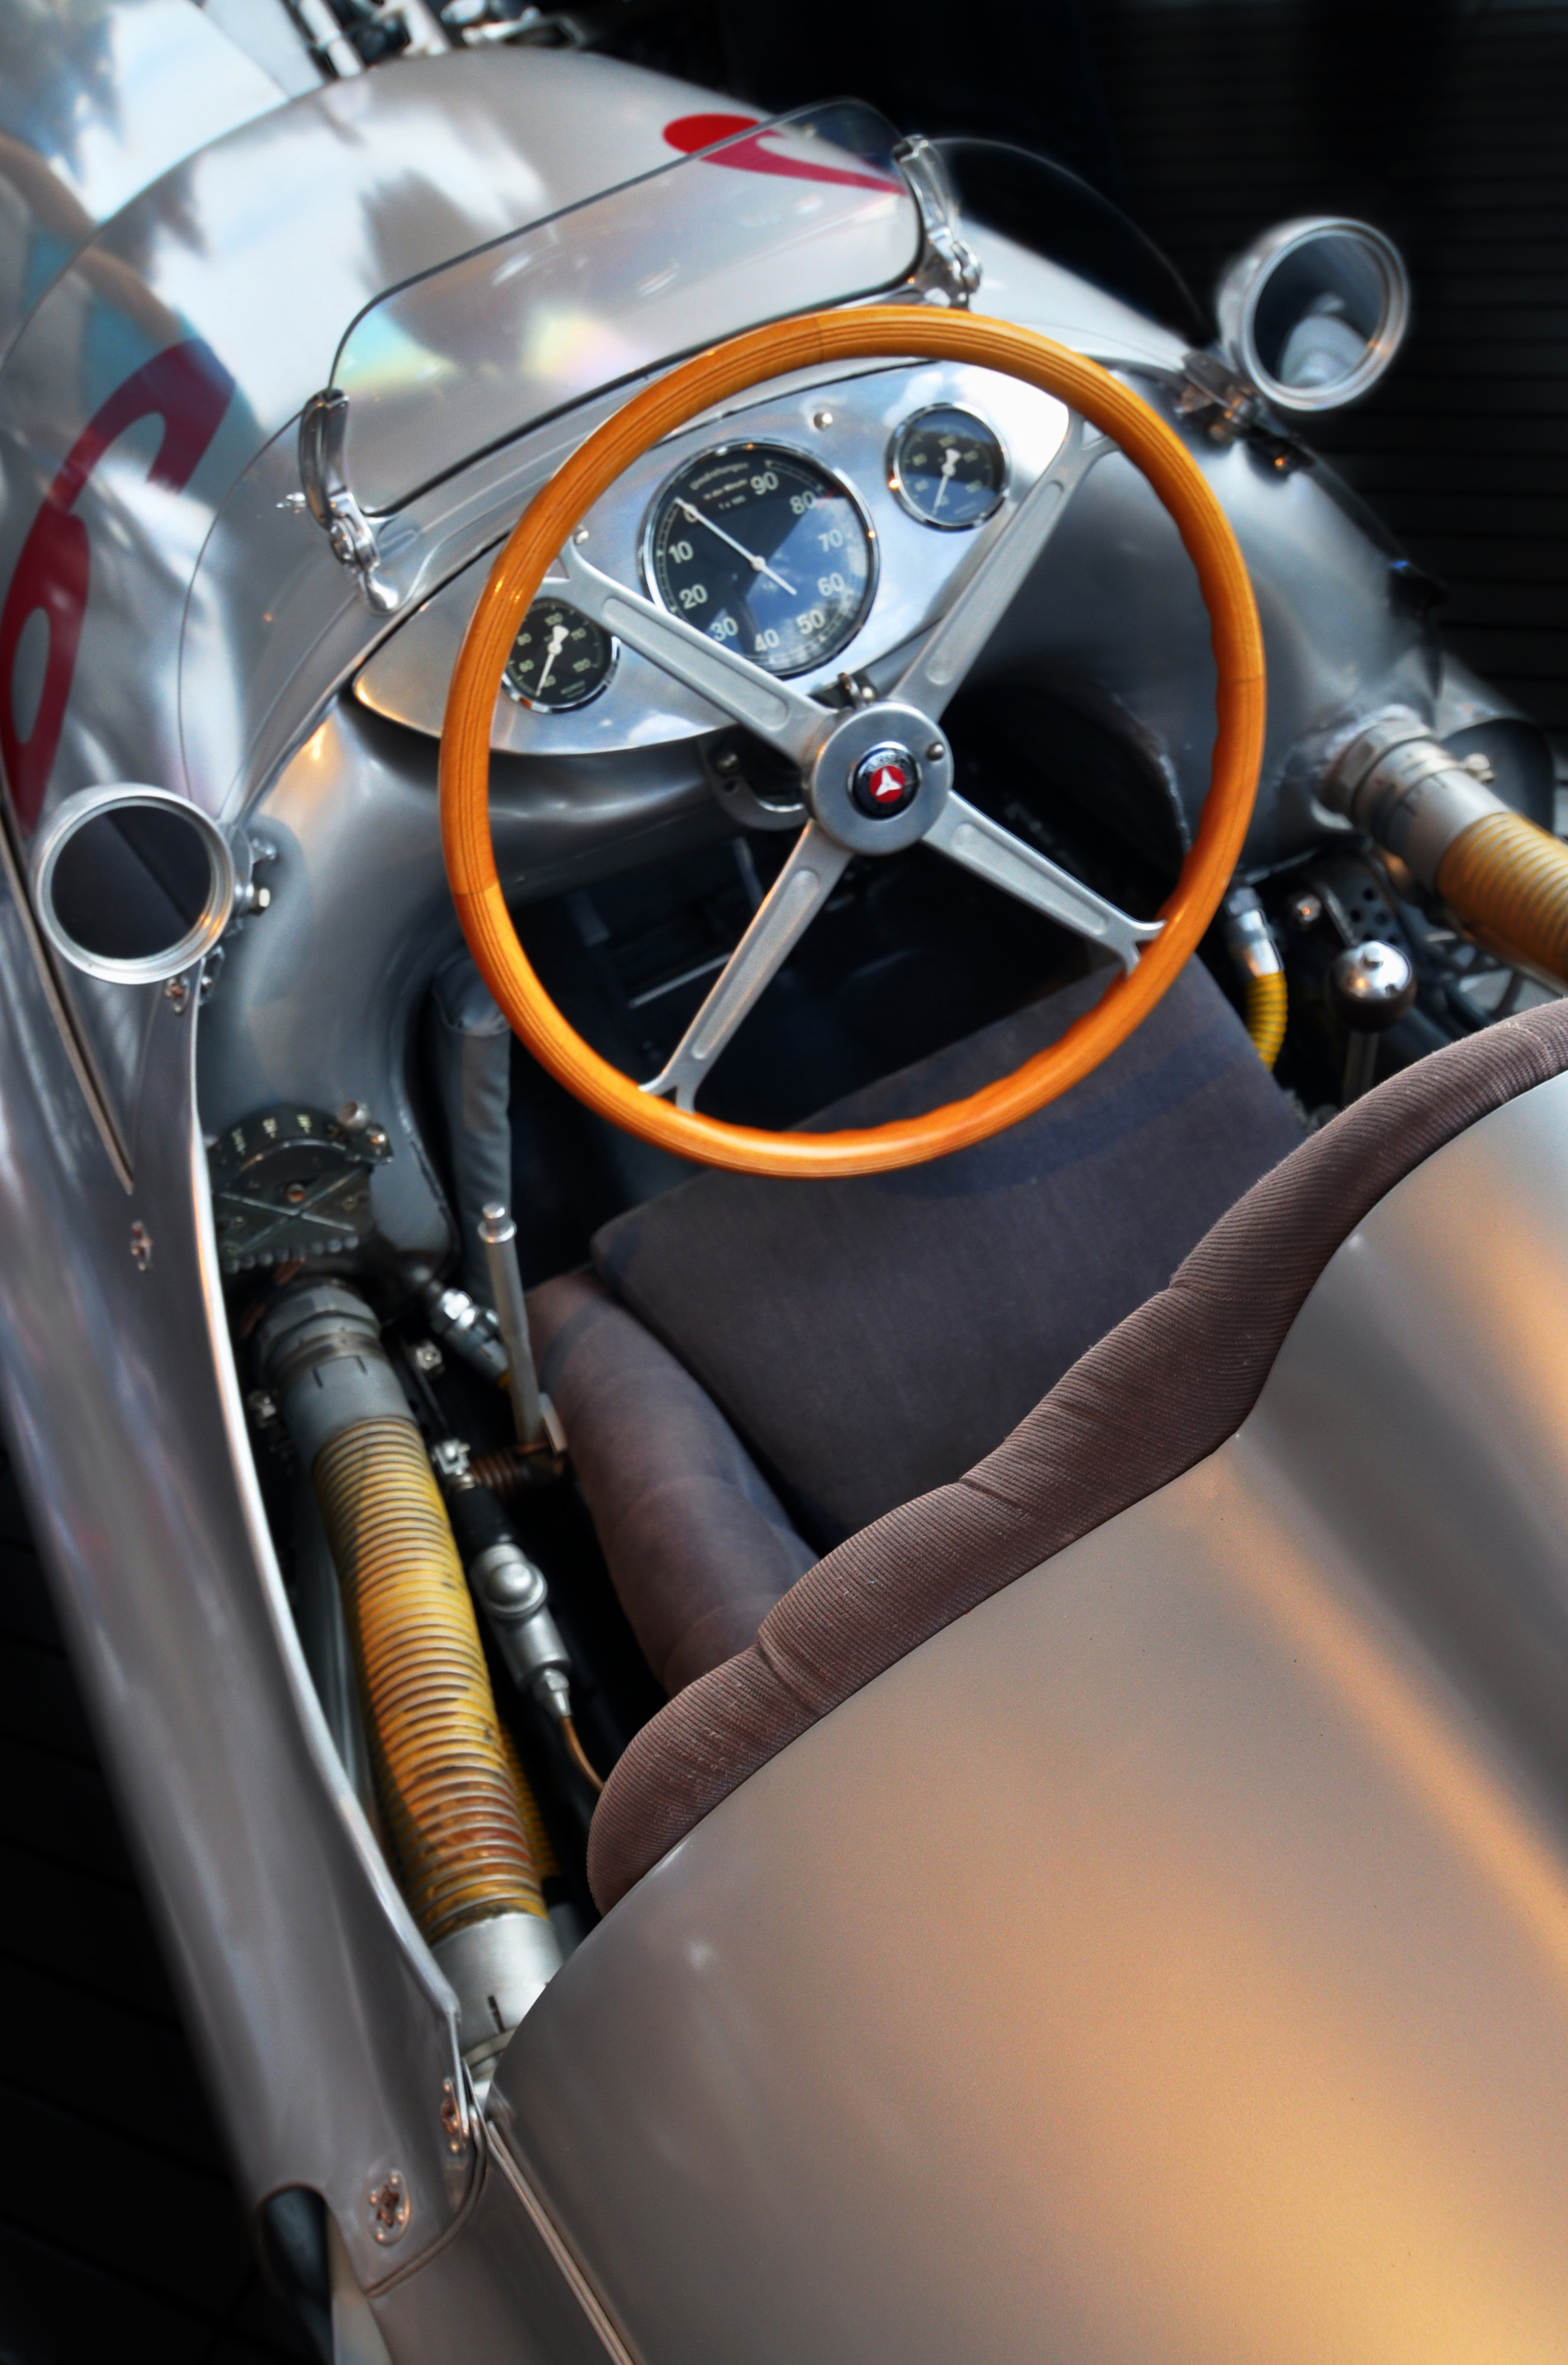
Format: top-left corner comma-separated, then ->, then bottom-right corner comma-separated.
893,137 -> 981,308
299,388 -> 401,612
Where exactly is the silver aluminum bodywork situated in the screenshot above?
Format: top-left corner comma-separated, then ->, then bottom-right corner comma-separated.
494,1076 -> 1568,2363
0,5 -> 1558,2354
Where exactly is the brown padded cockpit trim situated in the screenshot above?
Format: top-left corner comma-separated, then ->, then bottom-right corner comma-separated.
588,996 -> 1568,1910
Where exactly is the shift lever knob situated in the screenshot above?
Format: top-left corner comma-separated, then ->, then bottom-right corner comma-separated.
1329,939 -> 1416,1102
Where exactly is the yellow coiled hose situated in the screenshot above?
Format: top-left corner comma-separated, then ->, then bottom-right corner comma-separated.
1244,968 -> 1288,1068
1437,808 -> 1568,984
500,1719 -> 560,1882
314,1417 -> 547,1946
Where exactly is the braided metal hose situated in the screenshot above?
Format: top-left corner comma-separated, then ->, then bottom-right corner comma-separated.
314,1416 -> 547,1945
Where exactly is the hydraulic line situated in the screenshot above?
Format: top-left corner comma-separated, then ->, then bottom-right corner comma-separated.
1324,709 -> 1568,989
1243,969 -> 1288,1068
256,1284 -> 560,2074
1221,883 -> 1287,1068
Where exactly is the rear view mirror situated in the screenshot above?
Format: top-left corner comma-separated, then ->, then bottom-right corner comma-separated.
1215,216 -> 1410,413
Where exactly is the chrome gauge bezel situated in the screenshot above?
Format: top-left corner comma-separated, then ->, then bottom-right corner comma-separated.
886,404 -> 1008,532
640,437 -> 879,681
501,595 -> 619,712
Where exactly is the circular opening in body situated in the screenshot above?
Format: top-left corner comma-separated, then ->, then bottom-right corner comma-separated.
32,788 -> 235,983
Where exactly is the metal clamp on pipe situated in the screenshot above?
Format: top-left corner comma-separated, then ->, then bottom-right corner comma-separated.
254,1284 -> 560,2088
1322,707 -> 1568,986
1221,883 -> 1287,1068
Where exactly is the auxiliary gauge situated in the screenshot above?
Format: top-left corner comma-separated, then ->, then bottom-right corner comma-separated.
503,598 -> 615,710
646,443 -> 874,678
889,407 -> 1007,529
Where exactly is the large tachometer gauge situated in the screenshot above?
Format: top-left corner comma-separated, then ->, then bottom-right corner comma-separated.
645,443 -> 874,678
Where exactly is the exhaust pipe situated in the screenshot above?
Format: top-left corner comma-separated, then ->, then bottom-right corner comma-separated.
256,1284 -> 560,2086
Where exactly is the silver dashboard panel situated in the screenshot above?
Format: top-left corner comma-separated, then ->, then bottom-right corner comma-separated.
493,1074 -> 1568,2364
352,360 -> 1071,757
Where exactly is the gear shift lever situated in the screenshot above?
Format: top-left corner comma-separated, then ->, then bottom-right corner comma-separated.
1328,939 -> 1416,1104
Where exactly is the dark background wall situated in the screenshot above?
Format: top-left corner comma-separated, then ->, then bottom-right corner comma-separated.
1079,0 -> 1568,736
714,0 -> 1568,736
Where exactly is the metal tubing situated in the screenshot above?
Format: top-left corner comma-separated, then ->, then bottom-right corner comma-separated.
478,1202 -> 545,1449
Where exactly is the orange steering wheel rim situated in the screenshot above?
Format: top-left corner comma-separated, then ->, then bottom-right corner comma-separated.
440,307 -> 1265,1179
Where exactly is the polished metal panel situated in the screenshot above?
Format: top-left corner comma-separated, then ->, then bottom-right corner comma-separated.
493,1076 -> 1568,2363
195,699 -> 721,1260
0,45 -> 743,1140
333,104 -> 919,516
0,45 -> 737,839
0,821 -> 474,2296
0,0 -> 286,362
368,2138 -> 629,2365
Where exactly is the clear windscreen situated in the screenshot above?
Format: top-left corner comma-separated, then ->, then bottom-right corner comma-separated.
333,102 -> 920,516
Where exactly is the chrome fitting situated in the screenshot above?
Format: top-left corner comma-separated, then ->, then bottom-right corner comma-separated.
1221,882 -> 1283,980
422,1281 -> 508,1386
471,1540 -> 573,1706
1320,708 -> 1509,886
432,1909 -> 562,2083
253,1283 -> 409,1469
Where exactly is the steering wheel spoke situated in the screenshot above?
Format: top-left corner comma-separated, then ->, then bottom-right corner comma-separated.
559,538 -> 829,768
924,793 -> 1162,973
894,414 -> 1110,723
641,821 -> 852,1109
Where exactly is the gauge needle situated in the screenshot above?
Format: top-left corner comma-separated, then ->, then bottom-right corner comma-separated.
534,620 -> 569,693
933,446 -> 961,513
678,498 -> 795,594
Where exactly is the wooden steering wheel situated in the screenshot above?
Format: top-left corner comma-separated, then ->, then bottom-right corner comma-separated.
440,307 -> 1264,1179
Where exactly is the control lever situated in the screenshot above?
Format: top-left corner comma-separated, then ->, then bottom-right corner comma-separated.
479,1200 -> 546,1450
1328,939 -> 1416,1104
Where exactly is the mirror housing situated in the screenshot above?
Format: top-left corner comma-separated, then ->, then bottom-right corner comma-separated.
1215,215 -> 1410,414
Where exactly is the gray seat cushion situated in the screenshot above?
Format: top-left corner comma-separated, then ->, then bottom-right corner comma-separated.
531,958 -> 1301,1697
591,959 -> 1302,1546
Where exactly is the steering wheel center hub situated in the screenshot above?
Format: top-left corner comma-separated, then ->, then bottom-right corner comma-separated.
806,701 -> 952,854
850,742 -> 921,818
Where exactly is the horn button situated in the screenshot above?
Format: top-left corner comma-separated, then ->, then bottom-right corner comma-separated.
805,701 -> 953,854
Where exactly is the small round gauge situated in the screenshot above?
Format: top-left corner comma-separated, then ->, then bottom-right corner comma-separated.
645,443 -> 873,678
889,407 -> 1007,530
502,598 -> 615,710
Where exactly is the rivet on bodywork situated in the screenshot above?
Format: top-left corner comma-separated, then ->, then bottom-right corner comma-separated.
366,2171 -> 410,2244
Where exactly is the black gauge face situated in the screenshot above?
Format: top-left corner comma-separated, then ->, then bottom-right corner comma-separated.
646,444 -> 873,678
890,407 -> 1007,529
503,598 -> 615,710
